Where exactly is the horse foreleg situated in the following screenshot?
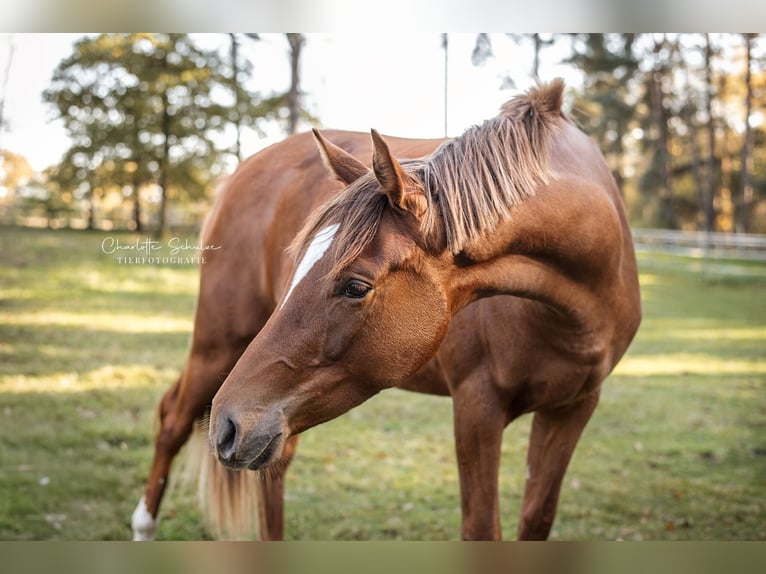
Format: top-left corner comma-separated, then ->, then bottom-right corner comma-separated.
452,381 -> 506,540
517,390 -> 600,540
255,435 -> 300,540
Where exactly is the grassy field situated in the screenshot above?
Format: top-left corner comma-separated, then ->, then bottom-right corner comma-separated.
0,226 -> 764,540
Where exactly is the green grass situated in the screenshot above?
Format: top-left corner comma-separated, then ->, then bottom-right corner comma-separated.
1,226 -> 764,540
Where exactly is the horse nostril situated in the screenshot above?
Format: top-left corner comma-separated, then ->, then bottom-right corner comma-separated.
215,415 -> 238,462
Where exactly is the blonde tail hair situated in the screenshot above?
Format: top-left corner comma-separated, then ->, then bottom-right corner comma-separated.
178,420 -> 263,540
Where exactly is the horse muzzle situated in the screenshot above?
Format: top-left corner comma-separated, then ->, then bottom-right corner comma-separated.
210,407 -> 285,471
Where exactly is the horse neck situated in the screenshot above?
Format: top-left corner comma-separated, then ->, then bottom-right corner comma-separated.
446,191 -> 617,331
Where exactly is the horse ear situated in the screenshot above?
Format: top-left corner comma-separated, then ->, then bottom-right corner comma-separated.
312,129 -> 368,185
371,129 -> 427,219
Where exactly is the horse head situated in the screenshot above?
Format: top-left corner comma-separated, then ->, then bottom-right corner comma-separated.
209,128 -> 456,471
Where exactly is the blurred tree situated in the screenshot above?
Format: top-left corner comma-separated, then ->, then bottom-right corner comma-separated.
286,33 -> 304,135
568,34 -> 639,196
443,34 -> 450,136
700,34 -> 766,233
44,33 -> 291,235
467,33 -> 766,232
0,37 -> 14,150
471,33 -> 493,67
679,43 -> 707,229
229,34 -> 313,144
508,33 -> 556,80
228,33 -> 260,160
737,33 -> 756,232
0,149 -> 33,195
646,34 -> 678,229
702,33 -> 719,232
471,33 -> 557,90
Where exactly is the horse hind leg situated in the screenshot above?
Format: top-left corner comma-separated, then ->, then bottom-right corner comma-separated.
131,342 -> 242,540
131,365 -> 206,540
517,390 -> 600,540
132,378 -> 185,541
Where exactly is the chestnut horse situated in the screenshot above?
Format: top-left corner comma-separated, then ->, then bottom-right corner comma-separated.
132,80 -> 641,541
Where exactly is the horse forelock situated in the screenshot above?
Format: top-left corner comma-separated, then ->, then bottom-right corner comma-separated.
288,173 -> 388,280
289,80 -> 565,277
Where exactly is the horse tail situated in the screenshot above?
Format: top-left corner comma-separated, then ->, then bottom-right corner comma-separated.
179,419 -> 262,540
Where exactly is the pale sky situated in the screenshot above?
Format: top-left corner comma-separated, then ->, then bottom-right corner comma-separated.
0,33 -> 582,172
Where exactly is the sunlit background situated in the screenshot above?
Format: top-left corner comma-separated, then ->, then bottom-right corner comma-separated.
1,33 -> 765,236
1,33 -> 580,171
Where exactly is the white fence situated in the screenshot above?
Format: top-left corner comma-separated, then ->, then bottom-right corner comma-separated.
632,229 -> 766,261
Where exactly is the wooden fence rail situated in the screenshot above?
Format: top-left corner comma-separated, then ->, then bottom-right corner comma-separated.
632,228 -> 766,261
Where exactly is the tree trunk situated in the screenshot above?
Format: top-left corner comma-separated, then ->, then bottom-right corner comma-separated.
737,33 -> 754,233
0,38 -> 14,151
228,33 -> 260,159
155,38 -> 172,239
717,67 -> 733,231
133,189 -> 142,232
612,116 -> 627,194
229,33 -> 242,160
443,34 -> 449,137
532,34 -> 541,79
651,37 -> 676,228
703,34 -> 718,232
688,98 -> 706,222
132,169 -> 142,233
158,94 -> 170,238
681,52 -> 706,226
286,33 -> 303,135
87,187 -> 96,231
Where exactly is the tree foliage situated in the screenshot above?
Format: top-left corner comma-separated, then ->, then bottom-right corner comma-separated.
7,33 -> 765,234
471,33 -> 766,232
566,33 -> 766,232
43,33 -> 291,234
0,149 -> 33,193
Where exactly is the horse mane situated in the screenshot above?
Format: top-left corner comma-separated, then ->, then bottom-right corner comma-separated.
419,78 -> 564,253
291,79 -> 565,276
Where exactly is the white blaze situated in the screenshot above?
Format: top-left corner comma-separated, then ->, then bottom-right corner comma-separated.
281,224 -> 339,309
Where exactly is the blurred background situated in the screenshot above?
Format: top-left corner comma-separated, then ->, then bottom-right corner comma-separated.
1,33 -> 764,238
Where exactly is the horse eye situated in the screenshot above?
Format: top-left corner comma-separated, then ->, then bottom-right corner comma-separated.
341,280 -> 371,299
